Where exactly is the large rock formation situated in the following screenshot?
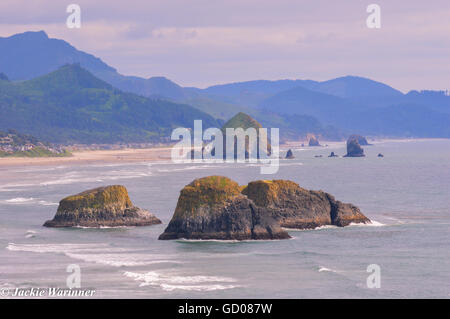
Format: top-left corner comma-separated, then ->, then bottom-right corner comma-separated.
344,137 -> 365,157
219,112 -> 271,160
44,185 -> 161,227
348,134 -> 371,146
242,180 -> 370,229
158,176 -> 290,240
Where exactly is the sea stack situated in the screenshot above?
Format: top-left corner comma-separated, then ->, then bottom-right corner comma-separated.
158,176 -> 290,240
344,137 -> 365,157
220,112 -> 271,159
242,180 -> 370,228
348,134 -> 371,146
44,185 -> 161,227
328,151 -> 338,157
285,149 -> 295,159
308,134 -> 320,147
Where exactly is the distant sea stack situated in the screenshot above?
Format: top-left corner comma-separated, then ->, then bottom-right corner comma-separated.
328,151 -> 338,157
348,134 -> 371,146
44,185 -> 161,227
285,149 -> 295,159
242,180 -> 370,228
220,112 -> 271,159
308,134 -> 320,146
158,176 -> 290,240
344,137 -> 365,157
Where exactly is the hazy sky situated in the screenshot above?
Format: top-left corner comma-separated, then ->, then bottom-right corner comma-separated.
0,0 -> 449,92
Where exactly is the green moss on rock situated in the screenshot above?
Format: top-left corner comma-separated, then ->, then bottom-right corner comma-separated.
242,180 -> 302,207
173,176 -> 241,218
59,185 -> 132,211
44,185 -> 161,227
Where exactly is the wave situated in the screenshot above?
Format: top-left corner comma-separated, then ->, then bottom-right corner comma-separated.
349,220 -> 386,227
25,230 -> 36,239
6,243 -> 109,253
64,253 -> 182,267
123,271 -> 238,291
6,243 -> 180,267
284,220 -> 387,232
1,197 -> 58,206
4,197 -> 34,203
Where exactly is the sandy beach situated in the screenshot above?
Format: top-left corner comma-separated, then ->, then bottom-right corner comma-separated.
0,147 -> 173,167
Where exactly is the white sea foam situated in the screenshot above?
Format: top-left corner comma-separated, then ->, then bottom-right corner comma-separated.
6,243 -> 108,253
318,266 -> 338,273
349,220 -> 386,227
4,197 -> 34,203
1,197 -> 58,206
6,243 -> 180,267
24,230 -> 36,239
65,253 -> 181,267
123,271 -> 238,291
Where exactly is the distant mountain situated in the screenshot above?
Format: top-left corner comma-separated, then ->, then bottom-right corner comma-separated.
1,31 -> 448,139
0,31 -> 190,100
260,86 -> 450,137
306,76 -> 403,99
0,64 -> 218,144
258,85 -> 359,122
201,79 -> 318,107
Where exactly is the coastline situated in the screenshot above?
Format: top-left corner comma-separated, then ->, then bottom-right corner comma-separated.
0,146 -> 173,167
1,138 -> 448,168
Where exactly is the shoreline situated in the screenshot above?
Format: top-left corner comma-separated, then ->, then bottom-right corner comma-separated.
0,138 -> 448,168
0,146 -> 173,167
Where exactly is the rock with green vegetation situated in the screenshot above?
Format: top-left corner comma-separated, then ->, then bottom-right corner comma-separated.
220,112 -> 271,159
159,176 -> 290,240
44,185 -> 161,227
344,137 -> 365,157
242,180 -> 370,229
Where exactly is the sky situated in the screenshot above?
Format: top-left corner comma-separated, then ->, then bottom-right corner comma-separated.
0,0 -> 449,92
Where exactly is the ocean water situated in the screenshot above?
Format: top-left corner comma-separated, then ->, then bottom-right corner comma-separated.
0,139 -> 449,298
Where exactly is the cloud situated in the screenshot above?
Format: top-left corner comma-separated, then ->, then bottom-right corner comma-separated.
0,0 -> 449,91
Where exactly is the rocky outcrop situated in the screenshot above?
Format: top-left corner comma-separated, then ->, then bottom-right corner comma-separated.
242,180 -> 370,229
44,185 -> 161,227
158,176 -> 290,240
348,134 -> 371,146
328,151 -> 338,157
220,112 -> 271,160
344,137 -> 365,157
308,134 -> 320,146
285,149 -> 295,159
